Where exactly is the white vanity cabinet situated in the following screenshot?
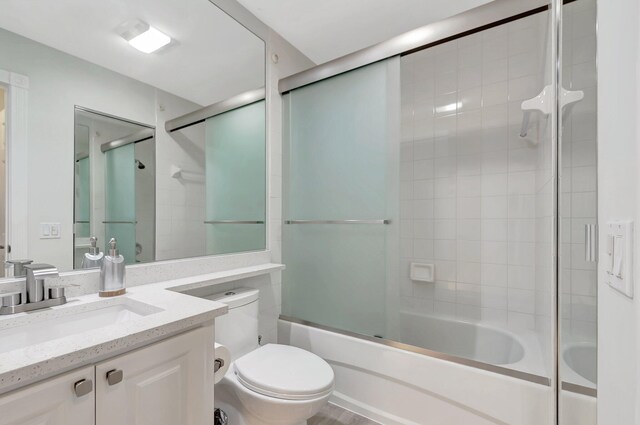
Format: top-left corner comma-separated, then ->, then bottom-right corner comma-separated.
0,326 -> 214,425
0,366 -> 95,425
96,325 -> 213,425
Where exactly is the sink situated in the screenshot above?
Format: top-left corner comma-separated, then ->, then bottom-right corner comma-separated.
0,299 -> 162,354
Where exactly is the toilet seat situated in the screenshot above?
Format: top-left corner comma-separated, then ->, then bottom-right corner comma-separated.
234,344 -> 334,401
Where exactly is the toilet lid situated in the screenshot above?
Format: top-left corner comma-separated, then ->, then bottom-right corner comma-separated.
234,344 -> 334,400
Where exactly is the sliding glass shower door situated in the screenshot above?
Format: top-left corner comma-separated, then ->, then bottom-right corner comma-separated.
104,143 -> 136,264
282,59 -> 400,337
205,100 -> 266,255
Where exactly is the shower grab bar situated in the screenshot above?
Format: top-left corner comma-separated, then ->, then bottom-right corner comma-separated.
102,221 -> 138,224
284,220 -> 391,225
204,220 -> 265,224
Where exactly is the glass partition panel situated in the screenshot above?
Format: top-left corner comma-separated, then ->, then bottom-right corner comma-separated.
559,0 -> 598,421
283,59 -> 399,337
205,100 -> 266,255
105,143 -> 136,264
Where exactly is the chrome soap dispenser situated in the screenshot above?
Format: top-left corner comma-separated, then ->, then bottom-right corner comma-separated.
99,238 -> 126,297
81,236 -> 104,269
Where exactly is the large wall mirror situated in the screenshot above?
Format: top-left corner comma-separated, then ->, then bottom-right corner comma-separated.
0,0 -> 266,273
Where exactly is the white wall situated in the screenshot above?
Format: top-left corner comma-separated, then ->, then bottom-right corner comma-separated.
597,0 -> 640,423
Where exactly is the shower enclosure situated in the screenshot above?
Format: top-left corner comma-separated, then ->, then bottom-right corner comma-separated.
280,0 -> 597,423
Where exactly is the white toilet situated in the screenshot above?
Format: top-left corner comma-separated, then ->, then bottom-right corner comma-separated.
208,288 -> 334,425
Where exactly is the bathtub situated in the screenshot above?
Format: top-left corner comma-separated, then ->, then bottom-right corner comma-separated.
562,342 -> 596,388
560,342 -> 596,425
279,314 -> 553,425
397,312 -> 526,366
391,312 -> 548,378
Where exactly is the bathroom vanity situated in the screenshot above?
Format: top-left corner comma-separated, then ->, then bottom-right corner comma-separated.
0,281 -> 228,425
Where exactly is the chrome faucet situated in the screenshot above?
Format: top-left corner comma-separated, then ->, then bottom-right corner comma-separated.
24,264 -> 59,303
6,259 -> 33,277
0,263 -> 66,315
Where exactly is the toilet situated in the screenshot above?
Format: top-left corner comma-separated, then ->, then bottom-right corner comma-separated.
208,288 -> 334,425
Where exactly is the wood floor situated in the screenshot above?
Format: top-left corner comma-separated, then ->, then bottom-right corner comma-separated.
309,403 -> 381,425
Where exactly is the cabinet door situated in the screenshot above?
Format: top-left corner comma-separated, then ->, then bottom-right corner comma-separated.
0,366 -> 95,425
96,326 -> 214,425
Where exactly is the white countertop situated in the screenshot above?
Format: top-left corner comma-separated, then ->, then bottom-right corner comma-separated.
0,278 -> 229,395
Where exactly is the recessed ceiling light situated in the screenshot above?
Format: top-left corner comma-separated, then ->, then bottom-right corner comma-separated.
128,26 -> 171,53
118,20 -> 172,54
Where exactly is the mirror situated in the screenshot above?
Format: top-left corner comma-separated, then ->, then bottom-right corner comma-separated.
74,109 -> 156,267
0,0 -> 266,272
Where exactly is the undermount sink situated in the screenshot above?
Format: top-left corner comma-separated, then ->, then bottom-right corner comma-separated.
0,298 -> 162,354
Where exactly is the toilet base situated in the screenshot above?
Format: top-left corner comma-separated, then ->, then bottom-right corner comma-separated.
215,369 -> 330,425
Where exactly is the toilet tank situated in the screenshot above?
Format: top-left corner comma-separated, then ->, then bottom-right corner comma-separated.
205,288 -> 259,361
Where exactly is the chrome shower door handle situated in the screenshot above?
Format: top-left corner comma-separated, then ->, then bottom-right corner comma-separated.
584,224 -> 598,262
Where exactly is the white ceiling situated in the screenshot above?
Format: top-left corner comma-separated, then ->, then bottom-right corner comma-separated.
237,0 -> 494,64
0,0 -> 265,106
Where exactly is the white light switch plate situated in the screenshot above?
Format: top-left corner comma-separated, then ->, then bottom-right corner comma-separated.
40,223 -> 61,239
607,221 -> 633,298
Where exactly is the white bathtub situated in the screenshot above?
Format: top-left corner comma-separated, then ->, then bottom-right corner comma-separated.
397,312 -> 525,365
279,315 -> 553,425
562,342 -> 596,387
559,342 -> 596,425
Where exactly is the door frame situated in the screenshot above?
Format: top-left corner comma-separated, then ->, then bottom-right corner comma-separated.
0,69 -> 30,267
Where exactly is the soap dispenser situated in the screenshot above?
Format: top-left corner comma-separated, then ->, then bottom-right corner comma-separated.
81,236 -> 104,269
99,238 -> 126,297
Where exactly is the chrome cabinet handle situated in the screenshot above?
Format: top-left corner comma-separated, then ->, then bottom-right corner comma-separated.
74,379 -> 93,397
106,369 -> 123,386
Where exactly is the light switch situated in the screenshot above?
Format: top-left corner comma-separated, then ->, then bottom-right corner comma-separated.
613,236 -> 624,278
607,221 -> 634,298
606,234 -> 614,275
40,223 -> 61,239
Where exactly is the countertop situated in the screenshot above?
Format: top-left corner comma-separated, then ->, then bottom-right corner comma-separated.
0,278 -> 228,395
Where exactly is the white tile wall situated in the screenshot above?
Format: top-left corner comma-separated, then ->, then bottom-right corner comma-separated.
155,90 -> 207,261
399,13 -> 551,332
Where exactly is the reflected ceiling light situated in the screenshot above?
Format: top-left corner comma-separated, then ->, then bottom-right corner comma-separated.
118,20 -> 171,54
435,102 -> 462,114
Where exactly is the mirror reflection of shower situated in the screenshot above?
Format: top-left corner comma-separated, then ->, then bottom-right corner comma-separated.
73,108 -> 156,268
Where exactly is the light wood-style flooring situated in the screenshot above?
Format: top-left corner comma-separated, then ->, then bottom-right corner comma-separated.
309,403 -> 382,425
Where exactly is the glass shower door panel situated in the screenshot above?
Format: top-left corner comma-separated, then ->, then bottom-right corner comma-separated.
105,144 -> 136,264
283,224 -> 387,336
283,59 -> 397,337
205,100 -> 266,255
559,0 -> 598,421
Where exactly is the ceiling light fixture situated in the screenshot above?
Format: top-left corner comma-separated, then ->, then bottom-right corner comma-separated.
118,20 -> 172,54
